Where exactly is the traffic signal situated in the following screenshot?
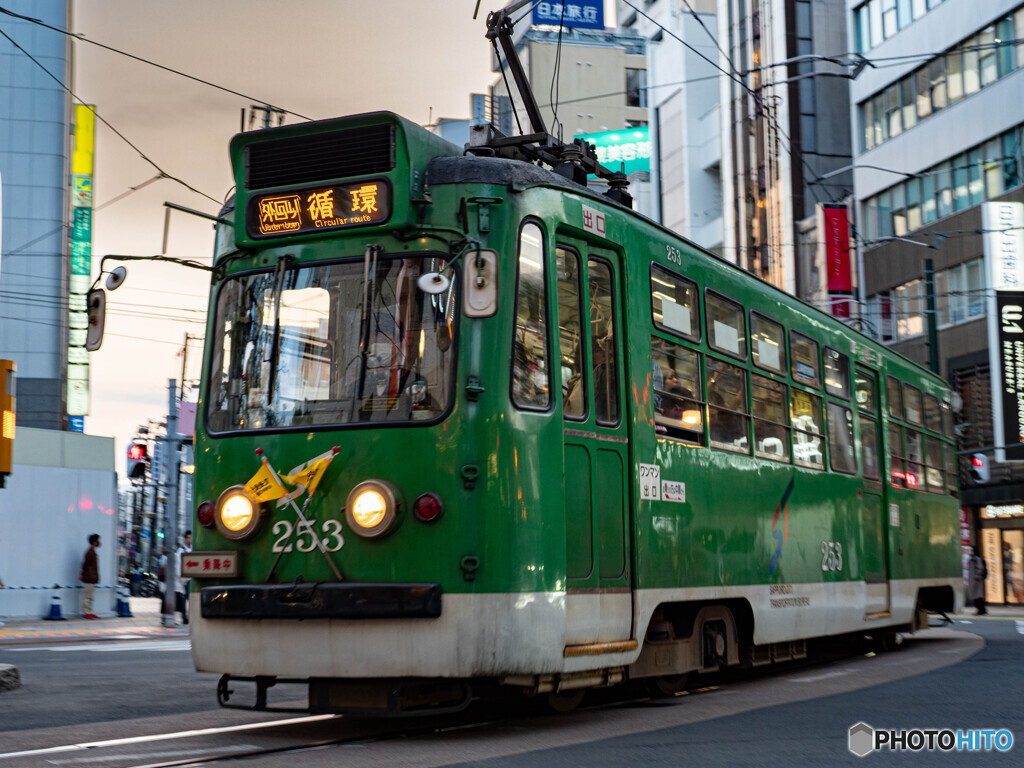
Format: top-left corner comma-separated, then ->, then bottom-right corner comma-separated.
970,453 -> 989,483
0,359 -> 15,485
127,441 -> 149,480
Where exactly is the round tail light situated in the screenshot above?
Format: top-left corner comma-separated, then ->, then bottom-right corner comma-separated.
413,493 -> 443,523
196,500 -> 216,529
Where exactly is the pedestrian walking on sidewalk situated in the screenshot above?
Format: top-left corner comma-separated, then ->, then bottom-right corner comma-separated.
80,533 -> 101,619
968,545 -> 988,615
175,531 -> 192,624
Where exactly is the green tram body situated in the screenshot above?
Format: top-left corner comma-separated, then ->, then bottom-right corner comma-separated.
190,112 -> 961,713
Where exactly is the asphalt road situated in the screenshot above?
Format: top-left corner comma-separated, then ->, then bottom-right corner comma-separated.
0,639 -> 218,733
0,617 -> 1020,767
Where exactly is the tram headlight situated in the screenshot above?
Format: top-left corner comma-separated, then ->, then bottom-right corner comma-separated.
345,480 -> 402,538
214,485 -> 262,541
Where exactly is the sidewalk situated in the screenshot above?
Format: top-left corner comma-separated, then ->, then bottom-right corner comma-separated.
951,603 -> 1024,619
0,597 -> 189,646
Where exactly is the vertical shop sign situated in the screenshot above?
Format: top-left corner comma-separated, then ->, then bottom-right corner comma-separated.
984,202 -> 1024,461
67,105 -> 95,417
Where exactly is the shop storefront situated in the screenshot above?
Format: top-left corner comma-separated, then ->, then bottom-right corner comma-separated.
979,505 -> 1024,606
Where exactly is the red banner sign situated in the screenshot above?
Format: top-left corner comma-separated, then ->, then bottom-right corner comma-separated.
824,204 -> 852,293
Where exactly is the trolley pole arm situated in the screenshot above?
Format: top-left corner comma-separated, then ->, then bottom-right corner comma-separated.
486,2 -> 547,135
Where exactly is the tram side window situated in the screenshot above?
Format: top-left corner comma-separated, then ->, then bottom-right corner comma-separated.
707,358 -> 750,452
706,292 -> 747,359
790,331 -> 820,388
751,313 -> 785,373
925,436 -> 944,492
945,443 -> 959,495
511,222 -> 550,410
589,258 -> 620,427
903,383 -> 923,425
652,336 -> 704,444
905,428 -> 924,487
824,348 -> 850,399
651,265 -> 699,341
860,416 -> 881,480
889,423 -> 906,487
941,401 -> 954,439
855,367 -> 876,412
827,402 -> 856,474
557,247 -> 586,419
924,393 -> 942,433
886,375 -> 902,419
791,389 -> 824,469
752,374 -> 790,462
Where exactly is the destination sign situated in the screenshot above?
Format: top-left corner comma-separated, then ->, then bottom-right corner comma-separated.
247,180 -> 391,237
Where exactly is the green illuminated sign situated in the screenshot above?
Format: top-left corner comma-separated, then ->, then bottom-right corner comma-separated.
577,127 -> 651,175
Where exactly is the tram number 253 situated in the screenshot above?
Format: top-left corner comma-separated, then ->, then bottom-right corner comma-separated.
821,541 -> 843,572
272,519 -> 345,553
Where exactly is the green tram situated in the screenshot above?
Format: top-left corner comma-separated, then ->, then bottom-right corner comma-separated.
188,110 -> 961,715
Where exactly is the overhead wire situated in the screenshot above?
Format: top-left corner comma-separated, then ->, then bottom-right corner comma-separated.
548,2 -> 567,136
0,25 -> 221,207
0,5 -> 311,121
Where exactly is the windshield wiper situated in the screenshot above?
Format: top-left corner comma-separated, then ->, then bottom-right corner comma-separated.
352,245 -> 382,420
265,254 -> 294,414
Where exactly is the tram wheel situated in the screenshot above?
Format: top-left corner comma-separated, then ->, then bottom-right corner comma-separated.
646,673 -> 689,698
547,689 -> 585,713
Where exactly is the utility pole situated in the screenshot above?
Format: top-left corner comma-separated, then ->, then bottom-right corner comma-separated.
925,258 -> 940,374
161,379 -> 182,628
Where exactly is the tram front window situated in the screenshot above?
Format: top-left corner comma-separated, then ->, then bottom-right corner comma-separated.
206,255 -> 456,432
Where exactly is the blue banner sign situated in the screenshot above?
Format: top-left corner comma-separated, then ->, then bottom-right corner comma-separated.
533,1 -> 604,30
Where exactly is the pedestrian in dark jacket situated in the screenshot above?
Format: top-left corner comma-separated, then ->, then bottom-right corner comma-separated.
80,533 -> 100,619
967,545 -> 988,615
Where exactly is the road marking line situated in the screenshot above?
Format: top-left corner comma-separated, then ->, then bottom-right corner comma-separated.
45,744 -> 258,765
5,640 -> 191,653
1015,620 -> 1024,636
789,669 -> 855,683
0,715 -> 339,760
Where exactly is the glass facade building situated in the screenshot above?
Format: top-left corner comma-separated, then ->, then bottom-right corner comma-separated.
0,0 -> 72,429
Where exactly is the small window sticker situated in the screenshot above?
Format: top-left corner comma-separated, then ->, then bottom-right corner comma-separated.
662,299 -> 692,336
889,503 -> 900,527
662,480 -> 685,503
582,204 -> 606,237
639,463 -> 661,500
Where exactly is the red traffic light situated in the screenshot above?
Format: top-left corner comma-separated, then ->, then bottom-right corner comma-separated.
128,443 -> 147,461
972,456 -> 984,468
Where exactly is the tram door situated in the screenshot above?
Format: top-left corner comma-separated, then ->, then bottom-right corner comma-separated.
556,241 -> 633,646
856,365 -> 891,616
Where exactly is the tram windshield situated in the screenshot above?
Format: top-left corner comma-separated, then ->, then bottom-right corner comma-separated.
206,254 -> 456,432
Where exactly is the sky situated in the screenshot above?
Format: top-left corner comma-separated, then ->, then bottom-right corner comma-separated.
72,0 -> 498,467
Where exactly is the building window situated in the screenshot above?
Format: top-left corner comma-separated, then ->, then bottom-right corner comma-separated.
979,25 -> 998,86
626,69 -> 647,108
895,279 -> 924,340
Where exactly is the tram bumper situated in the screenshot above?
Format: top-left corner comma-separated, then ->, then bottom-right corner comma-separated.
199,582 -> 442,620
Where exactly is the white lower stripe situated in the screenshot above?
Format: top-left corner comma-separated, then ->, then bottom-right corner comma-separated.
0,715 -> 339,760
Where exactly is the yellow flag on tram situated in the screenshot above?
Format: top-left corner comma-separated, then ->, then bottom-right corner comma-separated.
281,455 -> 334,496
245,460 -> 289,501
